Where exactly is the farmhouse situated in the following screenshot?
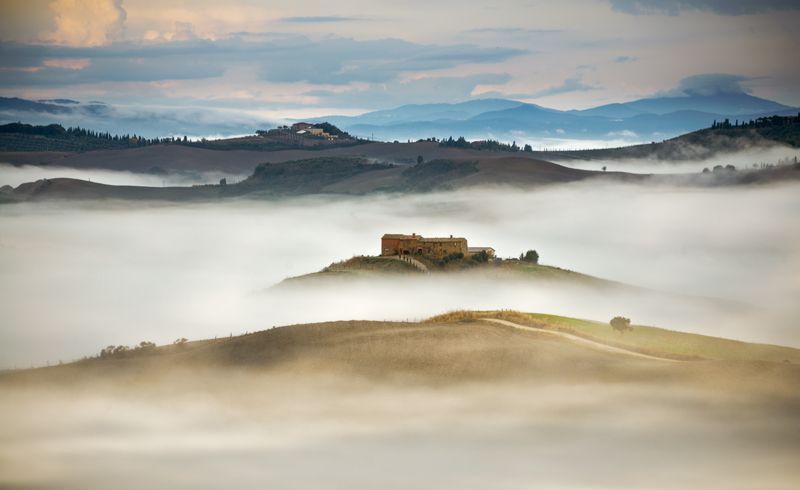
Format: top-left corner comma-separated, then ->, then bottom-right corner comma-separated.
381,233 -> 494,259
468,246 -> 496,256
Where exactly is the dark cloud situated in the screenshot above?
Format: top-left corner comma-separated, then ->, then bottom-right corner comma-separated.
610,0 -> 800,16
673,73 -> 750,96
0,36 -> 525,87
613,55 -> 637,63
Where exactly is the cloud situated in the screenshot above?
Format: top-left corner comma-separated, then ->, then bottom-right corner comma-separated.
0,99 -> 277,138
673,73 -> 750,96
613,55 -> 637,63
45,0 -> 127,46
609,0 -> 800,16
143,21 -> 198,42
304,73 -> 513,109
280,16 -> 363,23
526,77 -> 600,99
256,38 -> 525,85
42,58 -> 91,70
0,36 -> 526,87
0,42 -> 225,84
468,27 -> 563,34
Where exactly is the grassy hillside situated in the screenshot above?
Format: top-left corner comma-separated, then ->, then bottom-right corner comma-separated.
279,255 -> 618,288
2,116 -> 797,177
281,256 -> 420,284
2,313 -> 798,490
2,177 -> 226,202
1,155 -> 603,203
429,310 -> 800,363
242,157 -> 394,194
4,312 -> 799,389
541,116 -> 800,161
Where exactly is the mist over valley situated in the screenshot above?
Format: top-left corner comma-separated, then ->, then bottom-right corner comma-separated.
2,2 -> 800,488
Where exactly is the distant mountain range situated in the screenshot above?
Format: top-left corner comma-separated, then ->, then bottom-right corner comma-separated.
311,93 -> 797,145
1,92 -> 796,145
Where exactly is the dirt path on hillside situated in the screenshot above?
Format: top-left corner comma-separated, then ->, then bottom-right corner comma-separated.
387,254 -> 430,272
483,318 -> 683,362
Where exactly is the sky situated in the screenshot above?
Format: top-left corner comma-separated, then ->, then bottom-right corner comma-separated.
0,0 -> 799,118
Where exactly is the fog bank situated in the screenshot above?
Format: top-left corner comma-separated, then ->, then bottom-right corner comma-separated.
0,163 -> 247,188
1,181 -> 799,367
1,375 -> 798,489
556,146 -> 800,174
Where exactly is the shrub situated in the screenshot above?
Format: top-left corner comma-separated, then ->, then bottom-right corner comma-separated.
471,250 -> 489,263
99,344 -> 130,359
436,252 -> 465,266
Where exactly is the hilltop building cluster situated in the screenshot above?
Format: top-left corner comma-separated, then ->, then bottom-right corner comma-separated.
381,233 -> 495,259
257,122 -> 340,141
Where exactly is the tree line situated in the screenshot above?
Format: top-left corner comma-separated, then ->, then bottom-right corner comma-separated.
0,122 -> 189,146
711,113 -> 800,130
439,136 -> 534,153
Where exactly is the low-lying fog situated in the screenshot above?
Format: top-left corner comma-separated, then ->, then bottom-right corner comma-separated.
0,163 -> 246,188
555,146 -> 800,174
1,180 -> 799,367
2,376 -> 798,489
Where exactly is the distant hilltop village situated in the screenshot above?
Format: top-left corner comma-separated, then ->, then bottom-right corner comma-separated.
381,233 -> 495,259
256,122 -> 354,143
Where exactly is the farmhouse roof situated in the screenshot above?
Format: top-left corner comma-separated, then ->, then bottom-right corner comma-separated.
421,237 -> 466,242
382,233 -> 466,242
382,233 -> 415,239
468,246 -> 495,252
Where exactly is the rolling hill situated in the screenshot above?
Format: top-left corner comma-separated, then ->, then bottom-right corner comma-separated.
3,312 -> 798,489
278,255 -> 625,288
2,113 -> 797,187
0,155 -> 611,202
3,149 -> 798,203
542,115 -> 800,160
3,311 -> 798,386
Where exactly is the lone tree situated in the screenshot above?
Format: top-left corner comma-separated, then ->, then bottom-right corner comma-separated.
520,250 -> 539,264
610,316 -> 632,334
417,155 -> 424,165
